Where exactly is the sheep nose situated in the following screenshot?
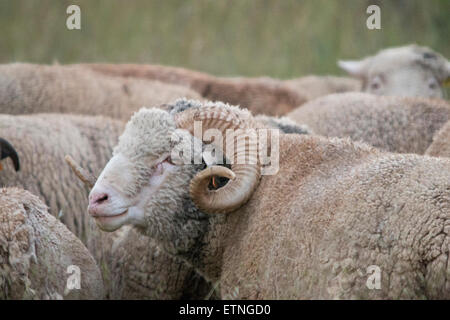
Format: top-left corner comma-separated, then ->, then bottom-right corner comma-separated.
88,192 -> 110,215
89,192 -> 109,206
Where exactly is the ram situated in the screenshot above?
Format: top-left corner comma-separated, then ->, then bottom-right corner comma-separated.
70,99 -> 449,299
0,187 -> 104,299
425,120 -> 450,158
0,114 -> 212,299
0,63 -> 201,120
339,44 -> 450,98
288,92 -> 450,154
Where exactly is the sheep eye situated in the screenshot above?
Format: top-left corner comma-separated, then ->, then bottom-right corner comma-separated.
423,52 -> 436,59
369,76 -> 382,91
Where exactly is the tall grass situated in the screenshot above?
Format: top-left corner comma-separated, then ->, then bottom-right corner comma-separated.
0,0 -> 448,78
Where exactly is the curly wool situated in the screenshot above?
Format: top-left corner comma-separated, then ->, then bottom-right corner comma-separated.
0,187 -> 104,299
0,63 -> 202,121
108,101 -> 450,299
288,92 -> 450,154
426,121 -> 450,158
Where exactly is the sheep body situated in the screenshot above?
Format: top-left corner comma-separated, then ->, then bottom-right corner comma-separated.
284,75 -> 361,100
86,64 -> 366,116
425,121 -> 450,157
0,63 -> 201,121
219,134 -> 450,299
288,92 -> 450,154
84,63 -> 308,116
0,187 -> 104,299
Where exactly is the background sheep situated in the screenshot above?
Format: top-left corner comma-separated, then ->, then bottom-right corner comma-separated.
288,92 -> 450,154
0,187 -> 104,299
0,63 -> 201,121
76,100 -> 449,299
284,75 -> 361,101
339,44 -> 450,98
0,113 -> 213,299
85,64 -> 367,115
425,120 -> 450,158
83,63 -> 307,116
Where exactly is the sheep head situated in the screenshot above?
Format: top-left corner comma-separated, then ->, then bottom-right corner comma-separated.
0,138 -> 20,172
68,100 -> 262,242
338,44 -> 450,98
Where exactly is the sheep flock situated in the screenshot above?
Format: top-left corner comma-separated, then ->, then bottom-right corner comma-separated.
0,44 -> 449,300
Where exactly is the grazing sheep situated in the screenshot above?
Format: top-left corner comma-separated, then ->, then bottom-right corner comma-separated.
284,75 -> 361,100
0,187 -> 104,299
0,113 -> 212,299
83,63 -> 307,116
425,121 -> 450,157
71,99 -> 449,299
0,63 -> 201,120
339,44 -> 450,98
288,92 -> 450,154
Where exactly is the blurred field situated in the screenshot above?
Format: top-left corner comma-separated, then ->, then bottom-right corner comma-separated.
0,0 -> 448,78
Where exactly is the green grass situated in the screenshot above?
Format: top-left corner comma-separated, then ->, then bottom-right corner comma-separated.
0,0 -> 448,78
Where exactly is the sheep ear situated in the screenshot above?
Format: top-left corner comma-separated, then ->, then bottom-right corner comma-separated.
338,59 -> 368,78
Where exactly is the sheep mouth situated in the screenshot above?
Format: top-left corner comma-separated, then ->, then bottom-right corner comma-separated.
92,209 -> 128,220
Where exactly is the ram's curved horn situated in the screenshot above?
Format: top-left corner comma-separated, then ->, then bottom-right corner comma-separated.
175,105 -> 261,214
65,155 -> 96,189
0,138 -> 20,171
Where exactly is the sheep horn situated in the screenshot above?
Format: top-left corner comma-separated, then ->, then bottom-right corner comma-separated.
65,155 -> 96,189
0,138 -> 20,171
175,106 -> 261,214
